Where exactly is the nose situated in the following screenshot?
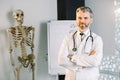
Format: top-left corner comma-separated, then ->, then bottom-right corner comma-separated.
80,18 -> 85,23
79,19 -> 85,24
17,16 -> 23,21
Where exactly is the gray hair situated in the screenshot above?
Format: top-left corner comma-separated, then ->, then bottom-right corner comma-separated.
76,6 -> 93,18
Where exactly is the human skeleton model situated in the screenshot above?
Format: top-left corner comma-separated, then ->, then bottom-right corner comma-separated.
7,9 -> 35,80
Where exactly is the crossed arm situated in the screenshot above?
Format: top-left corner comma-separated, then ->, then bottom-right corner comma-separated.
67,50 -> 96,61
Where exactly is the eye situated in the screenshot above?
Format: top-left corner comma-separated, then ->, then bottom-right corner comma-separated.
21,13 -> 24,16
84,17 -> 88,20
78,17 -> 82,20
16,14 -> 19,17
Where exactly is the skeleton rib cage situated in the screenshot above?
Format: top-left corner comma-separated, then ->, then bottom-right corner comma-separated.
10,26 -> 34,48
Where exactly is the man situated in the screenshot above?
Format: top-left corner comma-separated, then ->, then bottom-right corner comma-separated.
58,6 -> 103,80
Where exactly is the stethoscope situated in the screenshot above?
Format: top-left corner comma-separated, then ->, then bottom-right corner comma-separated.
72,30 -> 94,52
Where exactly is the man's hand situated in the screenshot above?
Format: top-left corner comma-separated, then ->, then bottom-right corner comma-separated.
67,54 -> 73,60
89,50 -> 96,56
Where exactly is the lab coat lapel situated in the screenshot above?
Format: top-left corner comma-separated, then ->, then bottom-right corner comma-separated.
77,33 -> 90,54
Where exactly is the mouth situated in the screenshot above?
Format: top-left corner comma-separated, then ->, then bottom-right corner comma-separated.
80,24 -> 85,28
79,24 -> 88,30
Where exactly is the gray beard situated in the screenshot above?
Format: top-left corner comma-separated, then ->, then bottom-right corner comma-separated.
80,25 -> 88,30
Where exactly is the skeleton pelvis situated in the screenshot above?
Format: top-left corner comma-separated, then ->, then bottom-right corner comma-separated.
18,53 -> 35,68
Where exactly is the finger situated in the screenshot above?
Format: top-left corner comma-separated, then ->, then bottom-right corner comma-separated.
89,50 -> 96,56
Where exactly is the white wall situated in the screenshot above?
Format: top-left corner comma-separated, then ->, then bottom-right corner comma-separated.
0,0 -> 57,80
85,0 -> 115,56
0,0 -> 115,80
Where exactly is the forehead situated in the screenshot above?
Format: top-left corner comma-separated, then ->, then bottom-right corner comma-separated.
76,11 -> 91,17
13,10 -> 23,15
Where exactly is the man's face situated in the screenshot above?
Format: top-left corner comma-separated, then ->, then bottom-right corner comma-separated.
76,11 -> 93,32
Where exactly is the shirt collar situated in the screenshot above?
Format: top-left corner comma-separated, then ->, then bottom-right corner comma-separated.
77,29 -> 90,36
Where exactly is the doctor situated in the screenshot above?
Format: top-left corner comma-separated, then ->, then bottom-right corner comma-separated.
58,6 -> 103,80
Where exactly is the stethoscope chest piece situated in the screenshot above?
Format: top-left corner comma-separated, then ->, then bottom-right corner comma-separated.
72,48 -> 77,52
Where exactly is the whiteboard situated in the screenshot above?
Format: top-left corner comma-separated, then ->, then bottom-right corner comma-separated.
47,20 -> 77,75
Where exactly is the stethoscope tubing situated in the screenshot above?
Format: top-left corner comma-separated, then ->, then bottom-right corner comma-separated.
72,30 -> 94,52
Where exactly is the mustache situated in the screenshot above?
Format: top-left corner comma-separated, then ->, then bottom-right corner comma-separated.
80,23 -> 85,25
80,24 -> 88,27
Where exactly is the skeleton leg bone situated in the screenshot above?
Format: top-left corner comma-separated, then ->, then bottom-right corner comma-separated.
31,63 -> 35,80
16,64 -> 22,80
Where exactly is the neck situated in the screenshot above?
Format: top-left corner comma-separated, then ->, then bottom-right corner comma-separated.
17,22 -> 23,26
79,28 -> 88,33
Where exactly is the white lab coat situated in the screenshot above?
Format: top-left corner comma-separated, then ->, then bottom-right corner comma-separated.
58,29 -> 103,80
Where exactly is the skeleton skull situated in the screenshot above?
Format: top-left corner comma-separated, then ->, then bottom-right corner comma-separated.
12,9 -> 24,25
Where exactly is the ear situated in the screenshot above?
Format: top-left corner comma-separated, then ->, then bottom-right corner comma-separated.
90,18 -> 93,24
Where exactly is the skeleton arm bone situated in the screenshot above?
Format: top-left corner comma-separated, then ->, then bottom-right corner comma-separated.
7,28 -> 13,54
30,28 -> 35,80
7,28 -> 15,66
31,27 -> 35,53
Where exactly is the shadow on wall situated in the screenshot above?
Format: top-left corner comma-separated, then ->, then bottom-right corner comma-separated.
7,8 -> 15,27
35,22 -> 48,77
